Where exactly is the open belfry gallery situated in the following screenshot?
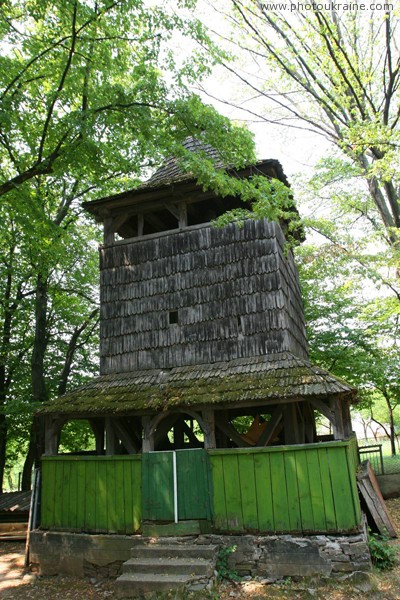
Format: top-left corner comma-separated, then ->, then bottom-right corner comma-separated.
30,138 -> 375,592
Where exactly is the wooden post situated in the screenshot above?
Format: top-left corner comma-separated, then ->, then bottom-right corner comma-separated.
283,403 -> 301,445
330,398 -> 345,440
179,203 -> 188,228
103,216 -> 115,245
44,417 -> 66,455
105,418 -> 118,455
202,410 -> 216,449
89,419 -> 105,455
142,416 -> 154,452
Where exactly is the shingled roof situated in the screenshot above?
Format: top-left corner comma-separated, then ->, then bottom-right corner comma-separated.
39,353 -> 356,417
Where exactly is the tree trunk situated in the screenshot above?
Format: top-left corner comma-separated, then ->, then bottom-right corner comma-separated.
383,393 -> 397,456
21,273 -> 49,490
0,414 -> 7,494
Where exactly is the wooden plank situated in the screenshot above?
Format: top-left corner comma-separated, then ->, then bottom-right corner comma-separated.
295,450 -> 314,531
85,460 -> 96,530
306,449 -> 326,531
357,461 -> 397,538
61,460 -> 71,528
106,460 -> 118,532
114,460 -> 125,533
328,447 -> 358,530
132,458 -> 142,532
222,454 -> 243,532
238,454 -> 258,530
53,460 -> 64,529
95,460 -> 108,531
254,452 -> 274,531
123,460 -> 133,534
41,459 -> 56,528
317,448 -> 337,531
270,452 -> 290,531
283,451 -> 302,532
76,460 -> 86,531
68,461 -> 78,530
209,454 -> 228,531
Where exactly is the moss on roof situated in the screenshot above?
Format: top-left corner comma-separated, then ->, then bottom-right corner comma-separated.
38,353 -> 356,417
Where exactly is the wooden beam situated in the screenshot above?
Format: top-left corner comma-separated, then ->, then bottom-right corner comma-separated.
142,416 -> 154,452
256,406 -> 283,447
284,403 -> 301,445
330,397 -> 345,440
44,417 -> 66,455
179,203 -> 187,228
137,213 -> 144,236
164,203 -> 180,220
215,414 -> 252,448
113,419 -> 139,454
308,398 -> 337,428
105,417 -> 118,455
103,216 -> 115,245
89,418 -> 105,455
202,410 -> 216,449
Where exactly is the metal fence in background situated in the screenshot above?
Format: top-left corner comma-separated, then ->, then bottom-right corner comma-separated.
358,444 -> 384,475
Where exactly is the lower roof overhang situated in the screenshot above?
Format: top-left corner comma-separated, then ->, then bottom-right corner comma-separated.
38,353 -> 357,419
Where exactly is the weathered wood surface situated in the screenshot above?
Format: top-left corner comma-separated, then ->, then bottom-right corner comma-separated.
41,456 -> 142,534
209,440 -> 361,534
357,460 -> 397,538
99,219 -> 309,373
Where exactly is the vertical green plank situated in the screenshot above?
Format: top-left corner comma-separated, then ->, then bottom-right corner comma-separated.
96,460 -> 108,531
283,451 -> 302,532
132,458 -> 142,532
68,461 -> 79,530
210,455 -> 227,531
238,454 -> 258,531
177,450 -> 210,520
317,448 -> 337,531
328,447 -> 358,530
254,452 -> 274,532
222,454 -> 243,532
295,450 -> 314,531
346,445 -> 362,525
62,460 -> 71,528
114,460 -> 125,533
270,452 -> 290,531
123,460 -> 133,534
106,459 -> 118,532
41,459 -> 56,528
306,449 -> 326,531
53,460 -> 64,528
75,460 -> 86,531
85,460 -> 96,530
142,452 -> 173,521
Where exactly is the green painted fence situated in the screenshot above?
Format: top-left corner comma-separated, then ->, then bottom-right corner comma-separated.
41,439 -> 361,536
209,440 -> 361,534
41,455 -> 142,534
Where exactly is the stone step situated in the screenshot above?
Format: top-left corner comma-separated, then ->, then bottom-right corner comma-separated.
130,543 -> 218,560
122,556 -> 213,576
116,573 -> 194,597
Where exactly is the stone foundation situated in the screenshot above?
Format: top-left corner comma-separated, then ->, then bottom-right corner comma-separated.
30,527 -> 371,580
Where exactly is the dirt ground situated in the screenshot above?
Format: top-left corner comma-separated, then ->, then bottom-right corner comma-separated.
1,499 -> 400,600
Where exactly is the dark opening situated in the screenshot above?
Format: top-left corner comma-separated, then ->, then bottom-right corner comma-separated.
169,310 -> 179,325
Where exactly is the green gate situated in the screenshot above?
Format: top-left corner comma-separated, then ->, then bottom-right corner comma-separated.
142,449 -> 212,522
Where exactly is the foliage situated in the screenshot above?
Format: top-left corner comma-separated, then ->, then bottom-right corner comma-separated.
368,531 -> 397,571
217,3 -> 400,248
216,545 -> 241,582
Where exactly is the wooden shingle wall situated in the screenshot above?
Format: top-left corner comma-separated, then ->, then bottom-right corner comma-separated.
99,219 -> 308,374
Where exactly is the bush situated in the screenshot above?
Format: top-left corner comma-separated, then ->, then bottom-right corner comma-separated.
368,531 -> 397,570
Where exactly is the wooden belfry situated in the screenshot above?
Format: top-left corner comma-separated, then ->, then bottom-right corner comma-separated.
42,138 -> 356,455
